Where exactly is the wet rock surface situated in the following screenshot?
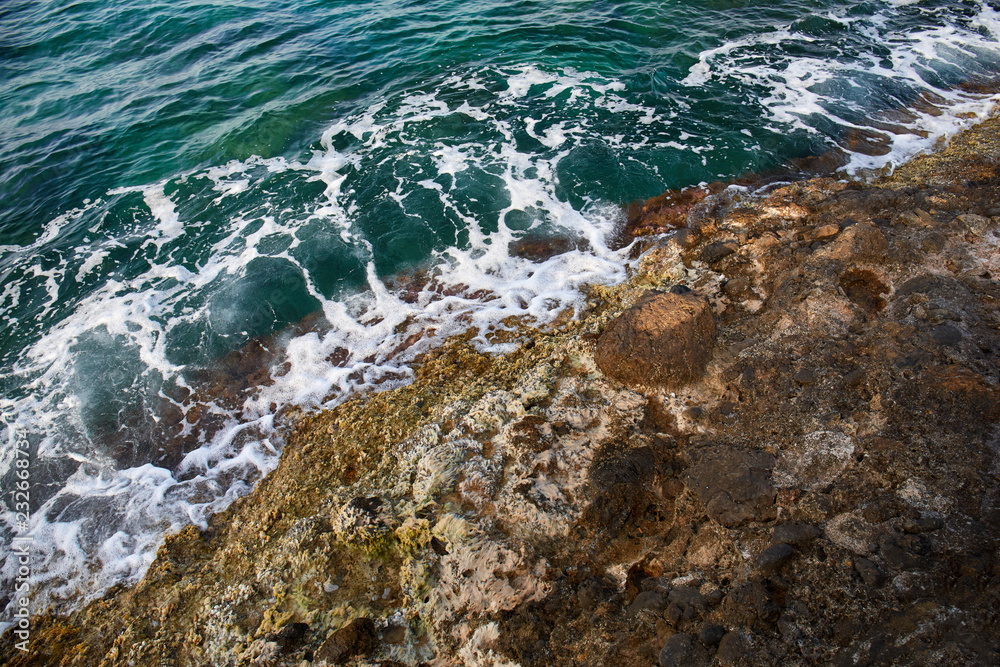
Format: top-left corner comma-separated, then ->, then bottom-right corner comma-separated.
7,118 -> 1000,666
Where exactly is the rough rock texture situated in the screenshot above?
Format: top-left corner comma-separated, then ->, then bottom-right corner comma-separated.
595,290 -> 716,389
683,447 -> 776,528
6,115 -> 1000,666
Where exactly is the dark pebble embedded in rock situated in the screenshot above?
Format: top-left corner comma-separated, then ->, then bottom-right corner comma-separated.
793,368 -> 816,385
629,590 -> 666,615
665,601 -> 686,625
699,623 -> 726,647
265,622 -> 309,653
641,576 -> 671,595
903,516 -> 943,534
668,586 -> 709,612
701,240 -> 738,264
705,588 -> 724,606
659,632 -> 709,667
854,557 -> 885,587
316,618 -> 377,664
684,447 -> 776,527
756,543 -> 795,575
772,521 -> 823,546
594,290 -> 716,389
843,368 -> 866,387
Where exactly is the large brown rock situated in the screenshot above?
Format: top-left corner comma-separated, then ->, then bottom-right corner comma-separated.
595,290 -> 716,388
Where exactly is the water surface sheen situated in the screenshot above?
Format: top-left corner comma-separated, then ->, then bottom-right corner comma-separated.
2,0 -> 999,617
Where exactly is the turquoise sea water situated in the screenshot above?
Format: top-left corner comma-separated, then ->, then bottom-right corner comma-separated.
3,0 -> 1000,618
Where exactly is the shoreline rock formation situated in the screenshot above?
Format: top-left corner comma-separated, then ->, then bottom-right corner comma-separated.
5,115 -> 1000,666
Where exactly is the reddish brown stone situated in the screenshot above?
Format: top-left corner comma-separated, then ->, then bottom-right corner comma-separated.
837,127 -> 892,156
509,234 -> 587,262
624,186 -> 710,240
595,290 -> 716,388
821,221 -> 888,262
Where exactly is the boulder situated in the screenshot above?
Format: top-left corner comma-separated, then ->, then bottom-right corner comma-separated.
595,290 -> 716,389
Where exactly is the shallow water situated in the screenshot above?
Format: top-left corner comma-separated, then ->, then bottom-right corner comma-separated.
2,0 -> 1000,620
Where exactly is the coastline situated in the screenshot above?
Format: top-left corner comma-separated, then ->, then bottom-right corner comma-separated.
5,111 -> 1000,665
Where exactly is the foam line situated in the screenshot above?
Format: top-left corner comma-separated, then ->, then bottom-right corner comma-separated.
683,0 -> 1000,175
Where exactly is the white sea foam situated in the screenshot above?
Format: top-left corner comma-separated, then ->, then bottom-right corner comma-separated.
683,0 -> 1000,175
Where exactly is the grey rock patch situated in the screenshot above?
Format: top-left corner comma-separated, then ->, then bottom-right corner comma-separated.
774,430 -> 854,491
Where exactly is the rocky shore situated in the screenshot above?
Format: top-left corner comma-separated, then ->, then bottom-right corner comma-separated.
5,114 -> 1000,666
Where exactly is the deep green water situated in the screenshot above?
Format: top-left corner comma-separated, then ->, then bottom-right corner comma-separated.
2,0 -> 1000,617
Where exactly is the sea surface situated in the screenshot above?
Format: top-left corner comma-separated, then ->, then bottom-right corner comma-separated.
3,0 -> 1000,621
